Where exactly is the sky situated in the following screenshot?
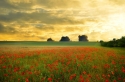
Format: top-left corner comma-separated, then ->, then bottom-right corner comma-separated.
0,0 -> 125,41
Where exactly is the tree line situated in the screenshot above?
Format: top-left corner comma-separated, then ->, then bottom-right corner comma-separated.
47,35 -> 88,42
100,36 -> 125,47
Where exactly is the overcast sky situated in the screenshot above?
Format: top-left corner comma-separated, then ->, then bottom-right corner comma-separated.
0,0 -> 125,41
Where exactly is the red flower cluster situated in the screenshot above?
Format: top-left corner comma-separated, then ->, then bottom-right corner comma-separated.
0,47 -> 125,82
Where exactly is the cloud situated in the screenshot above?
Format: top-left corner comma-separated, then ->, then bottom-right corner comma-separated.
35,25 -> 54,31
0,0 -> 15,9
109,0 -> 125,6
35,0 -> 81,9
0,0 -> 125,41
0,11 -> 84,25
0,0 -> 35,9
0,23 -> 16,34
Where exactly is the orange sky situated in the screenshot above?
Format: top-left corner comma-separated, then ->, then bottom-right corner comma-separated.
0,0 -> 125,41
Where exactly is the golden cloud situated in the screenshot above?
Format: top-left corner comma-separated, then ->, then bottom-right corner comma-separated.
0,0 -> 125,41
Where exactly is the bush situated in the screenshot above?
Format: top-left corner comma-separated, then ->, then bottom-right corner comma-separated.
100,36 -> 125,47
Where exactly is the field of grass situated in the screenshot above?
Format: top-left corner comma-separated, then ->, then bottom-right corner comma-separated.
0,42 -> 125,82
0,41 -> 100,47
0,45 -> 125,82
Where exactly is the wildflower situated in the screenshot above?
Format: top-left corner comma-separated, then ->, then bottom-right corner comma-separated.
79,75 -> 84,82
30,66 -> 34,69
123,78 -> 125,82
87,74 -> 91,78
102,74 -> 106,78
48,77 -> 52,82
83,71 -> 86,75
8,65 -> 12,68
18,79 -> 20,82
113,80 -> 117,82
107,74 -> 110,78
118,77 -> 122,81
122,66 -> 125,73
85,78 -> 90,82
111,71 -> 114,75
92,65 -> 98,69
77,64 -> 80,67
25,78 -> 29,82
96,74 -> 100,80
41,77 -> 45,81
28,71 -> 32,75
2,66 -> 6,69
14,67 -> 20,72
21,72 -> 25,76
111,60 -> 116,65
4,74 -> 8,77
105,79 -> 109,82
104,64 -> 110,69
69,74 -> 76,80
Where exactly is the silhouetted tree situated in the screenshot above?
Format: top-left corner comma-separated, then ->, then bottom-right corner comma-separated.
100,36 -> 125,47
78,35 -> 88,41
100,40 -> 104,43
60,36 -> 70,41
47,38 -> 54,41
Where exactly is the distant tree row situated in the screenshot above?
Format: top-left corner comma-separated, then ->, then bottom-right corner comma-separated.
100,36 -> 125,47
47,35 -> 89,42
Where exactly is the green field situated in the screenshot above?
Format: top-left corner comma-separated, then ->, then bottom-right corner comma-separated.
0,41 -> 100,47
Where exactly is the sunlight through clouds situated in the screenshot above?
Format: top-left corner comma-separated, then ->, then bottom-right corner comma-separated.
0,0 -> 125,41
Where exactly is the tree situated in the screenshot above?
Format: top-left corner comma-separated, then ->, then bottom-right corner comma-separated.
78,35 -> 88,41
100,36 -> 125,47
47,38 -> 54,41
60,36 -> 70,41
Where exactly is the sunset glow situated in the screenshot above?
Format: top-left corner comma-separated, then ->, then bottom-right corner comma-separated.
0,0 -> 125,41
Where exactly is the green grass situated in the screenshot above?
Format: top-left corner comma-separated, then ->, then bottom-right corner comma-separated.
0,41 -> 100,47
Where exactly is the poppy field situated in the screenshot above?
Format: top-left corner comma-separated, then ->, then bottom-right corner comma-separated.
0,47 -> 125,82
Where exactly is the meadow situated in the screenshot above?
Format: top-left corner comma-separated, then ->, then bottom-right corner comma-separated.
0,42 -> 125,82
0,41 -> 100,47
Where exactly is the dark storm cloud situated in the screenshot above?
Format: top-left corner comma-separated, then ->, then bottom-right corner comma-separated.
0,23 -> 16,34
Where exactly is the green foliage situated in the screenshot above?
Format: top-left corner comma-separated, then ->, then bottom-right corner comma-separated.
101,36 -> 125,47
